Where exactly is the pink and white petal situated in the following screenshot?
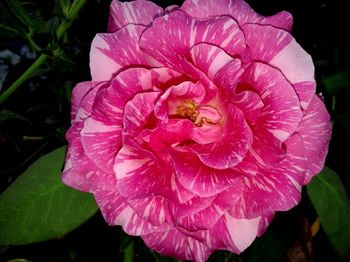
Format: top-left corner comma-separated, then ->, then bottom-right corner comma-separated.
182,0 -> 293,31
294,82 -> 317,110
115,138 -> 194,203
243,24 -> 315,109
127,196 -> 172,226
201,213 -> 261,253
72,82 -> 105,122
139,11 -> 248,70
92,68 -> 157,125
189,43 -> 241,80
122,92 -> 159,137
80,117 -> 121,173
107,0 -> 163,32
142,229 -> 212,261
231,90 -> 264,125
94,191 -> 170,236
171,150 -> 242,197
175,204 -> 224,232
189,103 -> 253,169
63,124 -> 116,193
237,133 -> 308,218
213,56 -> 244,94
240,62 -> 303,165
90,24 -> 147,81
296,95 -> 331,184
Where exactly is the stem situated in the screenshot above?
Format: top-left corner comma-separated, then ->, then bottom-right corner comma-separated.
123,241 -> 134,262
0,0 -> 87,105
0,54 -> 47,105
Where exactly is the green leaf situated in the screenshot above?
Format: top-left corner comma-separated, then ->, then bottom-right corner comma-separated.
0,109 -> 32,124
0,146 -> 98,246
323,71 -> 350,94
307,167 -> 350,260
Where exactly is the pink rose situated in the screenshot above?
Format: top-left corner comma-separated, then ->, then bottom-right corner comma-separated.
62,0 -> 331,260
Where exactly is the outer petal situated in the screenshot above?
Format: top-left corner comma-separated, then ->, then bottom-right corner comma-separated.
90,24 -> 147,81
296,95 -> 331,183
94,190 -> 171,235
243,24 -> 315,110
181,0 -> 293,31
108,0 -> 163,32
240,62 -> 303,166
80,68 -> 156,173
235,133 -> 308,218
142,229 -> 212,262
139,10 -> 248,70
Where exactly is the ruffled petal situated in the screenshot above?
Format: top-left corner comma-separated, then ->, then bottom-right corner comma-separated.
108,0 -> 163,32
240,62 -> 303,166
115,138 -> 194,203
139,10 -> 248,70
182,0 -> 293,31
171,150 -> 243,197
236,133 -> 308,218
94,191 -> 171,235
189,103 -> 253,169
142,229 -> 212,261
243,24 -> 315,110
90,24 -> 147,81
296,95 -> 331,183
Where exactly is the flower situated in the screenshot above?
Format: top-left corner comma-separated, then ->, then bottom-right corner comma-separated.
62,0 -> 331,261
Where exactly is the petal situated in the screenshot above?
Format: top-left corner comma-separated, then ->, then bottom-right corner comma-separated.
94,190 -> 170,235
63,123 -> 116,193
240,62 -> 303,166
80,117 -> 121,173
142,229 -> 212,261
182,0 -> 293,31
191,213 -> 261,254
90,24 -> 147,81
189,103 -> 253,169
243,24 -> 316,109
189,43 -> 240,80
236,133 -> 308,218
115,138 -> 194,203
127,196 -> 172,226
139,10 -> 248,70
122,92 -> 159,137
296,95 -> 331,183
171,150 -> 243,197
257,213 -> 274,236
108,0 -> 163,32
70,81 -> 94,121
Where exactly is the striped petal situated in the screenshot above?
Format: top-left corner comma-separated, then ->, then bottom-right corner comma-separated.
189,103 -> 253,169
90,24 -> 147,81
171,150 -> 243,197
115,138 -> 194,203
94,190 -> 170,235
241,62 -> 303,166
139,10 -> 248,70
108,0 -> 163,32
297,95 -> 331,183
182,0 -> 293,31
142,229 -> 212,261
243,24 -> 315,110
234,133 -> 308,218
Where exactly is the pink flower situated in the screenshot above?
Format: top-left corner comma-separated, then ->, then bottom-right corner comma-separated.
62,0 -> 331,260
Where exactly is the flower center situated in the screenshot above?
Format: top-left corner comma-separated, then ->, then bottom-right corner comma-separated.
176,99 -> 199,124
175,99 -> 221,127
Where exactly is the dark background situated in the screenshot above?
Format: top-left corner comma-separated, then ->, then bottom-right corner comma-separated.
0,0 -> 349,261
